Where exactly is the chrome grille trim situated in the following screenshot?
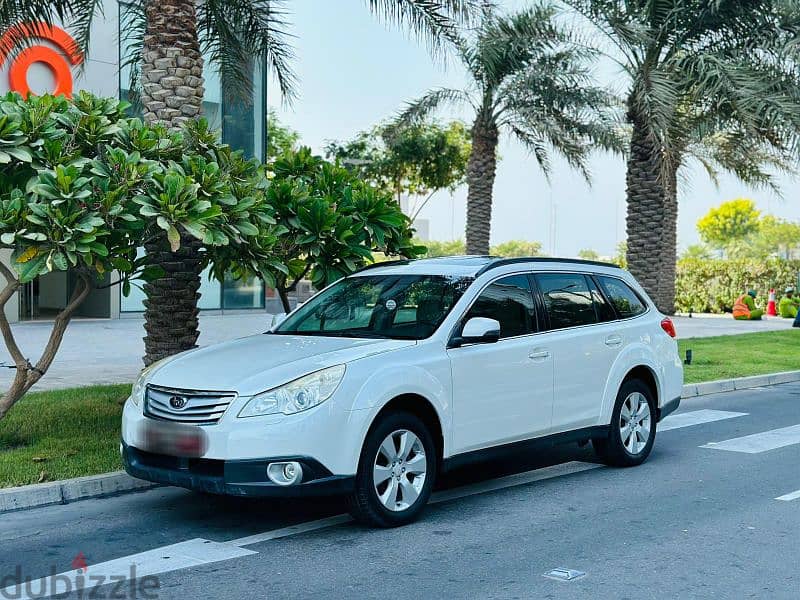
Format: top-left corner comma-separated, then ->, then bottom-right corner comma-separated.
144,385 -> 237,425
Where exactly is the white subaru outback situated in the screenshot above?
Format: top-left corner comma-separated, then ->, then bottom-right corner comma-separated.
122,256 -> 683,527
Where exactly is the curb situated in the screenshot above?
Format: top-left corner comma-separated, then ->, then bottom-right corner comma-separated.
2,371 -> 799,515
0,471 -> 159,514
681,370 -> 800,398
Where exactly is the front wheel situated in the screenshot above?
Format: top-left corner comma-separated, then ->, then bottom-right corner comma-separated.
347,411 -> 437,527
593,379 -> 656,467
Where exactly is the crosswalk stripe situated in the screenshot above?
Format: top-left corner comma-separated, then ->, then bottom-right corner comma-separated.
775,489 -> 800,502
659,409 -> 748,432
702,423 -> 800,454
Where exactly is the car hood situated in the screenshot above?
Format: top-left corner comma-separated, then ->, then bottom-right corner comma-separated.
147,334 -> 415,396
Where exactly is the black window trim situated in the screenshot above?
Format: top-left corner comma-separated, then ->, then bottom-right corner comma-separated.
448,270 -> 540,347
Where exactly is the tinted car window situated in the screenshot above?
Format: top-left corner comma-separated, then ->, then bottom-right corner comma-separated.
588,277 -> 616,322
535,273 -> 597,330
598,276 -> 647,318
463,275 -> 535,338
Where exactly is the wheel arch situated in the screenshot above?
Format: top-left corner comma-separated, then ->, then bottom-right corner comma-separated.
367,394 -> 445,470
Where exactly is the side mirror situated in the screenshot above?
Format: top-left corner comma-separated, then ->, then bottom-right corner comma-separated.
452,317 -> 501,347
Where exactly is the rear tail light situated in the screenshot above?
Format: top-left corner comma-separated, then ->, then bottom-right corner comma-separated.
660,317 -> 676,338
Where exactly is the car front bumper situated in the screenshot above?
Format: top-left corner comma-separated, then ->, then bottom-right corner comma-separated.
121,441 -> 354,497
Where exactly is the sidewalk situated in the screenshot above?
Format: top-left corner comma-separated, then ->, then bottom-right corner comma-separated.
4,313 -> 274,391
673,314 -> 795,338
3,312 -> 795,392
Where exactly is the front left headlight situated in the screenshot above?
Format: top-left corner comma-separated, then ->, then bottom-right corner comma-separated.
130,361 -> 161,406
238,365 -> 346,418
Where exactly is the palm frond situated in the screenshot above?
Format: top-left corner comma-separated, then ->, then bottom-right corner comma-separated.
396,87 -> 474,125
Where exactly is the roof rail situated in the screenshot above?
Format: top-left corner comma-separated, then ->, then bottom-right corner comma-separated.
474,256 -> 621,277
356,259 -> 412,273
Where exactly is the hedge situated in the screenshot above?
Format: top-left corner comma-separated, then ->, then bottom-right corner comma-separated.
675,258 -> 800,313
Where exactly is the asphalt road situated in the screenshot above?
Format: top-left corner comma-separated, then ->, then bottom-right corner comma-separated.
2,383 -> 800,599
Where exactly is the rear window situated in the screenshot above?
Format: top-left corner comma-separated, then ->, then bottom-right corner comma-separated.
597,276 -> 647,318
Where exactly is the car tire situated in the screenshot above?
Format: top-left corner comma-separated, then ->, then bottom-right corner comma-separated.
593,379 -> 656,467
347,411 -> 437,528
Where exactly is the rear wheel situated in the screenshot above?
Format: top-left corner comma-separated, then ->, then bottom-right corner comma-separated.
593,379 -> 656,467
347,411 -> 437,527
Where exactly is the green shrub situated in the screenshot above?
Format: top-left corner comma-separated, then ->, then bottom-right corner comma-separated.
675,257 -> 800,313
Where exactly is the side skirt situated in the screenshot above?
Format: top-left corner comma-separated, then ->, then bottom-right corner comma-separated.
442,426 -> 609,473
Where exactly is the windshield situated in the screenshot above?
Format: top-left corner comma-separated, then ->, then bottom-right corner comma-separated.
274,274 -> 474,340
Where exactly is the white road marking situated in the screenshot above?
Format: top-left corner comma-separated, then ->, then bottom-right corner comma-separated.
228,514 -> 353,547
659,409 -> 748,432
775,489 -> 800,502
701,423 -> 800,454
1,539 -> 256,600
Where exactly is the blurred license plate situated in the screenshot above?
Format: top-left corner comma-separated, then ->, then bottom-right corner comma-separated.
142,420 -> 208,457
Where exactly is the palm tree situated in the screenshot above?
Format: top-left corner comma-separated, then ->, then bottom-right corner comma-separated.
399,3 -> 623,254
563,0 -> 800,313
11,0 -> 486,363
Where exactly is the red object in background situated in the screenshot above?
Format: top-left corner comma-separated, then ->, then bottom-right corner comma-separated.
766,288 -> 777,317
0,23 -> 83,98
660,317 -> 677,338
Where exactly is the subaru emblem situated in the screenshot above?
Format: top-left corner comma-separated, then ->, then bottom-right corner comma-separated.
169,395 -> 188,410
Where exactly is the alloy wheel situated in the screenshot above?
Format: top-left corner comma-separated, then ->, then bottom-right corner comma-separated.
619,392 -> 652,455
372,429 -> 427,511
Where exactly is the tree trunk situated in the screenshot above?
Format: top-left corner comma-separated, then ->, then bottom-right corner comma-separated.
624,114 -> 671,312
142,233 -> 204,366
464,119 -> 499,255
140,0 -> 206,364
659,158 -> 679,314
141,0 -> 204,129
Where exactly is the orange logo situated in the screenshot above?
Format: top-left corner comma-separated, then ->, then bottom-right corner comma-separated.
0,22 -> 83,98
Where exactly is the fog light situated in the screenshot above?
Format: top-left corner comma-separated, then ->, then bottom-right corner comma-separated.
267,461 -> 303,486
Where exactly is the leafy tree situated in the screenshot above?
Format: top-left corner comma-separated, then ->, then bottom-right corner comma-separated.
418,239 -> 466,258
492,240 -> 544,258
267,108 -> 300,160
399,3 -> 622,254
753,216 -> 800,260
327,120 -> 471,219
613,241 -> 627,269
263,148 -> 424,312
681,244 -> 713,261
697,199 -> 761,252
577,248 -> 600,261
564,0 -> 800,313
17,0 -> 485,363
0,92 -> 278,417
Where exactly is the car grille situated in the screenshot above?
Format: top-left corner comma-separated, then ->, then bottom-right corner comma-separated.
144,385 -> 237,425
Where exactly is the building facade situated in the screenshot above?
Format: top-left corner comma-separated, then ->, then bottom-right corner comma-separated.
3,1 -> 274,322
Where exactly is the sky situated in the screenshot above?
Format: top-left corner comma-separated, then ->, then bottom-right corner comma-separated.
273,0 -> 800,258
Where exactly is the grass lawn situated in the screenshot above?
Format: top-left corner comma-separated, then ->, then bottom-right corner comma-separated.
0,330 -> 797,488
679,330 -> 800,384
0,384 -> 129,488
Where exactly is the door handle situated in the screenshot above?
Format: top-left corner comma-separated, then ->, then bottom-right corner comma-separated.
605,335 -> 623,347
529,349 -> 550,361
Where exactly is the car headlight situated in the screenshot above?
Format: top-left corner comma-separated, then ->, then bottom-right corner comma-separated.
130,361 -> 160,406
238,365 -> 346,418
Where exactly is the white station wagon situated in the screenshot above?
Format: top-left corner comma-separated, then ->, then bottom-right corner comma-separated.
122,256 -> 683,527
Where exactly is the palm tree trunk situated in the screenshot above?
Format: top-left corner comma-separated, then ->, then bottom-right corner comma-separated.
142,234 -> 204,365
625,115 -> 669,312
659,158 -> 679,314
141,0 -> 204,128
140,0 -> 205,364
465,119 -> 499,255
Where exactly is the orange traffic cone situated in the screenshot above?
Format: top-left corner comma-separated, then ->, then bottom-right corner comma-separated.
767,288 -> 777,316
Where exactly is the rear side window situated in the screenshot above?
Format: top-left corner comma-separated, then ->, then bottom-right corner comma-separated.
463,275 -> 536,338
597,276 -> 647,318
535,273 -> 597,330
